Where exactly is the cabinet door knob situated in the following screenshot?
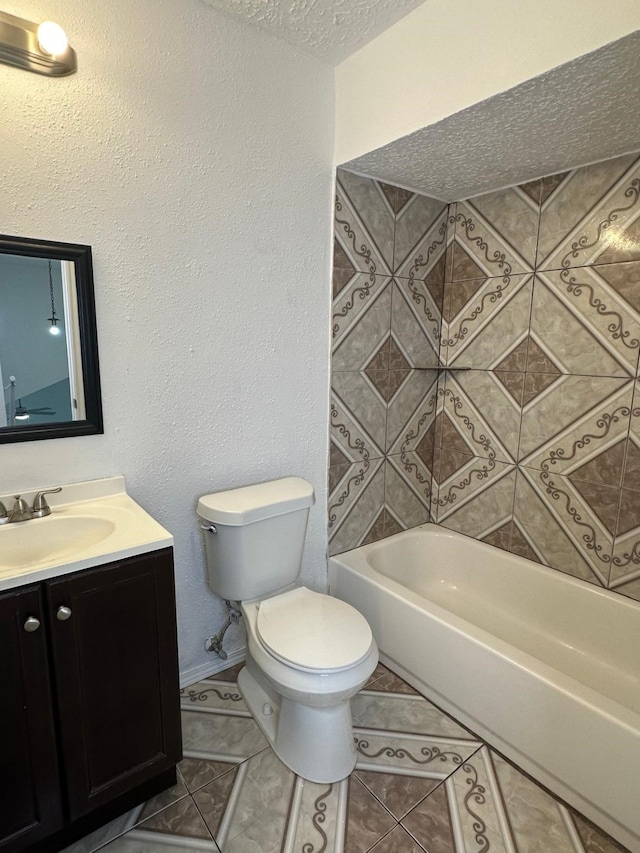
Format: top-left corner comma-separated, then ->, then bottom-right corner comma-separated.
56,605 -> 72,621
24,616 -> 41,632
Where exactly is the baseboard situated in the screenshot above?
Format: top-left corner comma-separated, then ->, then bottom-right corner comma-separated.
180,646 -> 246,688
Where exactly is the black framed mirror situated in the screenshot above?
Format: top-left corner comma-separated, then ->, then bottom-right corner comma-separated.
0,234 -> 103,443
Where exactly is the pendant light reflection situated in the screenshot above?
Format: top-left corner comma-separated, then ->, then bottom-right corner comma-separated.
47,258 -> 61,336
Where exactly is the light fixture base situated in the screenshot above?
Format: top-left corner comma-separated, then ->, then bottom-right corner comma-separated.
0,10 -> 76,77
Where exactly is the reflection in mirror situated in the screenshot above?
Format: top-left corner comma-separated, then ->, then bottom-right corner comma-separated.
0,235 -> 102,443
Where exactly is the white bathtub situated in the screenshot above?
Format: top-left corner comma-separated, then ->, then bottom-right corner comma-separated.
328,523 -> 640,852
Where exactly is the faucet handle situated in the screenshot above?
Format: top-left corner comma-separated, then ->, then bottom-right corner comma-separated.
32,487 -> 62,518
0,501 -> 7,525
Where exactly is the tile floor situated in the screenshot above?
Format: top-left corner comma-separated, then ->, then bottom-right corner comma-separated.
62,662 -> 629,853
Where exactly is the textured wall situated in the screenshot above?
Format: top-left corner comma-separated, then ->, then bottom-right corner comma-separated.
330,154 -> 640,604
0,0 -> 334,679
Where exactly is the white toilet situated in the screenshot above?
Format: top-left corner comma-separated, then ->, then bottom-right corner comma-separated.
197,476 -> 378,783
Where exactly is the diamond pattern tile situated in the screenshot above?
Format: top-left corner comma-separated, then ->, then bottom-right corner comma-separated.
386,369 -> 438,455
530,266 -> 640,377
537,154 -> 640,271
384,456 -> 431,530
330,154 -> 640,607
394,194 -> 448,278
441,369 -> 523,463
441,273 -> 534,369
331,373 -> 387,461
335,170 -> 395,275
518,376 -> 633,481
65,664 -> 631,853
525,334 -> 564,374
451,182 -> 540,279
512,467 -> 612,585
333,274 -> 392,368
328,457 -> 385,556
391,279 -> 440,368
435,462 -> 517,530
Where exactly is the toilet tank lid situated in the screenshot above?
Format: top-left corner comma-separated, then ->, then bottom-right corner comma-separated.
197,477 -> 315,525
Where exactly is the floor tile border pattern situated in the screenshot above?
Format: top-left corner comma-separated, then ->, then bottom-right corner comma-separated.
64,664 -> 630,853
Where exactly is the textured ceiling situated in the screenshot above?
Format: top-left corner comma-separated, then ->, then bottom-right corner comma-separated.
199,0 -> 428,64
342,31 -> 640,201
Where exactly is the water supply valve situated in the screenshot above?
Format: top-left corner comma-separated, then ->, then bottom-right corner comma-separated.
205,599 -> 242,659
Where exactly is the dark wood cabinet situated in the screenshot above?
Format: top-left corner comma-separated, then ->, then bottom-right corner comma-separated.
0,586 -> 63,851
0,548 -> 181,853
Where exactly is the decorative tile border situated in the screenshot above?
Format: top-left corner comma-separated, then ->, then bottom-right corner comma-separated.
330,154 -> 640,602
442,273 -> 534,370
328,457 -> 385,556
332,273 -> 392,367
536,154 -> 640,271
66,664 -> 628,853
335,170 -> 395,276
531,265 -> 640,378
329,173 -> 443,553
517,376 -> 633,480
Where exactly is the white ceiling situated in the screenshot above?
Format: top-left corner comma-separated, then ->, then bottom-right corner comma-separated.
341,31 -> 640,201
199,0 -> 428,64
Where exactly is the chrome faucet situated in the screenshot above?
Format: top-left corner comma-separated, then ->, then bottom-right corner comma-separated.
2,487 -> 62,523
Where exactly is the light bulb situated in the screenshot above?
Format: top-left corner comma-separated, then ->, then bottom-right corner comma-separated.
37,21 -> 68,56
49,324 -> 61,336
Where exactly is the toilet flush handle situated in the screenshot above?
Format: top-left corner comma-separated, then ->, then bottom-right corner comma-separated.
201,524 -> 217,534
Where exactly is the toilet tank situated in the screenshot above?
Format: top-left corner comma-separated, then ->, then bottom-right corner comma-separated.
197,477 -> 315,601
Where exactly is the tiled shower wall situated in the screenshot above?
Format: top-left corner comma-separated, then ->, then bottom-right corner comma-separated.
329,153 -> 640,604
329,171 -> 446,555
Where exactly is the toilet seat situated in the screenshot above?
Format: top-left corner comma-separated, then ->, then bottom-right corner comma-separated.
256,587 -> 373,673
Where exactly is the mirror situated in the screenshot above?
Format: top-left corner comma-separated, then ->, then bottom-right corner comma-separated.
0,234 -> 103,443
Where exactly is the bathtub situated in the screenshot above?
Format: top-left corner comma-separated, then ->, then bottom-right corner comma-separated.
328,523 -> 640,852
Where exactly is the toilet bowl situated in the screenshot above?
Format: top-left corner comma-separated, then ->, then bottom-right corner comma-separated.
197,477 -> 379,782
238,588 -> 378,782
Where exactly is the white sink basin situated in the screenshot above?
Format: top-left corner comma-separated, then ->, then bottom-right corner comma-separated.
0,515 -> 116,574
0,477 -> 173,589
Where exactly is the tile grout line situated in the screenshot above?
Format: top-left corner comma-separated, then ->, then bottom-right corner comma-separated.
608,378 -> 638,588
188,790 -> 223,852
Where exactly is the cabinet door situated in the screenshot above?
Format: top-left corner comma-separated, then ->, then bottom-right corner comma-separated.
46,549 -> 182,821
0,586 -> 63,852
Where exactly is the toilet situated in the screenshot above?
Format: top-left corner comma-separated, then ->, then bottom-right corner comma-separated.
197,476 -> 378,783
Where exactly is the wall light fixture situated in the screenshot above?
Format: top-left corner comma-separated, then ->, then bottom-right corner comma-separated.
0,10 -> 76,76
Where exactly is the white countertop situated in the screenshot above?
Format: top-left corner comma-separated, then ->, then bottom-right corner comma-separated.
0,476 -> 173,591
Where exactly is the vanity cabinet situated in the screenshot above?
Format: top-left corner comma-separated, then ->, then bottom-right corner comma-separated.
0,585 -> 63,851
0,548 -> 181,853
